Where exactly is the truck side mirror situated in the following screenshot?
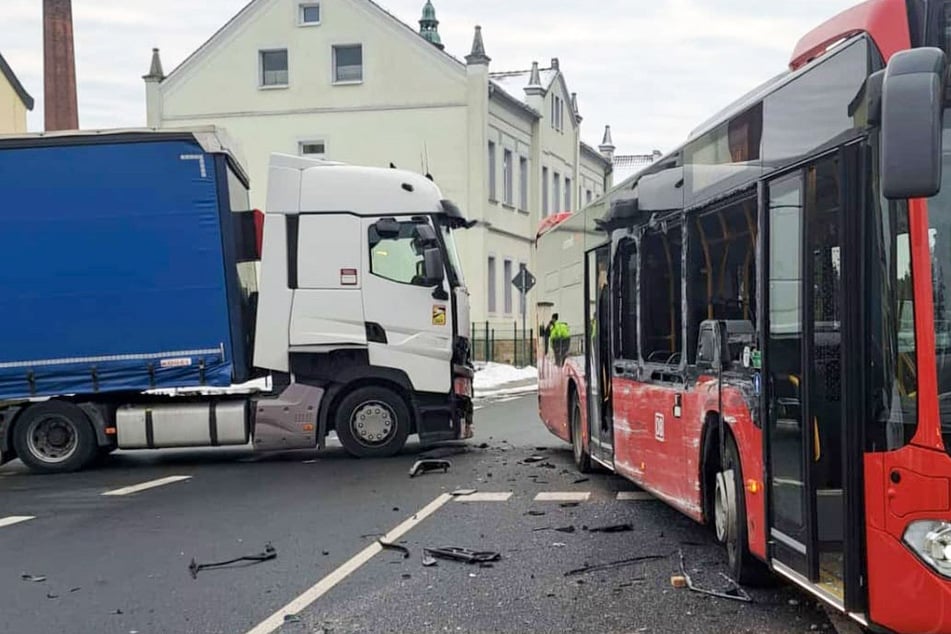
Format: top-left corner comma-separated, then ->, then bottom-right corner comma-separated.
423,248 -> 445,286
882,47 -> 946,200
374,217 -> 401,238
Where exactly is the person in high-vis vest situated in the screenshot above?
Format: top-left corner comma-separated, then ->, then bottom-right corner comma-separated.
549,317 -> 571,365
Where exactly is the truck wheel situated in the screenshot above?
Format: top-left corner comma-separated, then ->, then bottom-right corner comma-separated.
334,386 -> 411,458
570,392 -> 592,473
718,435 -> 772,585
12,401 -> 99,474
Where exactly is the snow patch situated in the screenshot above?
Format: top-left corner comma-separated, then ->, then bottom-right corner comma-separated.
474,362 -> 537,399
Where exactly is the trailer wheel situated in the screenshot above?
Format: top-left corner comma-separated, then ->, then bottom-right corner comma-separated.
334,386 -> 411,458
718,435 -> 771,585
570,392 -> 591,473
12,401 -> 99,474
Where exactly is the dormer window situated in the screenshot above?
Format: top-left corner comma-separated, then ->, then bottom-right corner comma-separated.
299,3 -> 320,25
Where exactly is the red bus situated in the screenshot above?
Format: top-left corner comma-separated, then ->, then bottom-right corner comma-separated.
535,1 -> 951,632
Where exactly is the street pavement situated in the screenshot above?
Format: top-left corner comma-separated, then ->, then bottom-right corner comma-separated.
0,394 -> 835,634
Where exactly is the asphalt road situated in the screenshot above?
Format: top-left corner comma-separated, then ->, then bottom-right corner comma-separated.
0,393 -> 835,634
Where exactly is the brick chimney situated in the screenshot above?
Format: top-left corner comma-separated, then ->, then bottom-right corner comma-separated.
43,0 -> 79,131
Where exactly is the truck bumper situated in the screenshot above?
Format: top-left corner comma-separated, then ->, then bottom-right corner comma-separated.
415,364 -> 473,444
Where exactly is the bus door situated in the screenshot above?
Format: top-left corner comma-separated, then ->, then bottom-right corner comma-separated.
585,245 -> 614,465
763,154 -> 849,608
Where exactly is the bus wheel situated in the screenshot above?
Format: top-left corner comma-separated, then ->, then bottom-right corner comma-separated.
12,401 -> 99,474
570,393 -> 591,473
334,386 -> 410,458
718,435 -> 771,585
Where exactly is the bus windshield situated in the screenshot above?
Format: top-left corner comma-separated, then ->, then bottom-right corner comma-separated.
926,121 -> 951,454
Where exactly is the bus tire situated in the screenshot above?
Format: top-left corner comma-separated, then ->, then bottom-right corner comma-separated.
334,386 -> 410,458
570,392 -> 591,473
12,401 -> 99,474
718,434 -> 772,586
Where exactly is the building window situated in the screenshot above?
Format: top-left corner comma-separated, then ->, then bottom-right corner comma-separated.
333,44 -> 363,83
504,259 -> 513,314
299,140 -> 326,157
519,157 -> 528,210
260,49 -> 289,87
565,177 -> 571,211
503,149 -> 513,205
553,172 -> 561,213
586,189 -> 593,204
488,141 -> 497,201
542,167 -> 549,216
488,256 -> 497,313
299,3 -> 320,25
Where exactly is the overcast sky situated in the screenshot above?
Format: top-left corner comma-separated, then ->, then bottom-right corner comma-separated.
2,0 -> 858,154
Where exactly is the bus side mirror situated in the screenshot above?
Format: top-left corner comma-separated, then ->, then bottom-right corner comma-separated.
881,47 -> 946,200
423,247 -> 445,286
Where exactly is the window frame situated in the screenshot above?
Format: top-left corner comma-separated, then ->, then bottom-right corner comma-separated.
519,156 -> 529,211
332,44 -> 364,85
542,167 -> 549,216
259,48 -> 289,88
504,259 -> 513,314
367,219 -> 433,288
298,2 -> 321,26
488,141 -> 497,201
298,140 -> 326,158
503,149 -> 514,206
565,177 -> 571,211
553,172 -> 561,213
487,256 -> 498,314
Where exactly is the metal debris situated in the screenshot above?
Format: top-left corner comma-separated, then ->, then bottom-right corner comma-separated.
676,550 -> 752,602
188,543 -> 277,579
409,459 -> 451,477
20,574 -> 46,583
423,546 -> 501,565
565,553 -> 670,577
378,539 -> 410,559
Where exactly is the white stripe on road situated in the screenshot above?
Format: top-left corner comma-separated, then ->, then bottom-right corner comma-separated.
534,491 -> 591,502
102,475 -> 192,497
246,493 -> 453,634
0,516 -> 35,529
454,491 -> 513,502
617,491 -> 654,501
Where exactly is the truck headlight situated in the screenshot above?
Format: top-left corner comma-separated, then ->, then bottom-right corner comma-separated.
903,520 -> 951,578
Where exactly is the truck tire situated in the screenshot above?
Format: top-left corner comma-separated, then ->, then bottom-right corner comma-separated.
12,401 -> 99,474
717,435 -> 772,585
334,386 -> 411,458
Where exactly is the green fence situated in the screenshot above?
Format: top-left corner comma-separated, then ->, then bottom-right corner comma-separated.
470,321 -> 537,367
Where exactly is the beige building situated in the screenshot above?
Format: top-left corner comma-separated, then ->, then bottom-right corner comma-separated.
0,52 -> 34,134
143,0 -> 613,331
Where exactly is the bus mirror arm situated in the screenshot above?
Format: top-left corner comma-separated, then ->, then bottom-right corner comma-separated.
881,47 -> 946,200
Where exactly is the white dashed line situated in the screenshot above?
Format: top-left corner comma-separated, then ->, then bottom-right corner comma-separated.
102,475 -> 192,497
617,491 -> 654,501
0,515 -> 35,529
534,491 -> 591,502
454,491 -> 513,502
246,493 -> 452,634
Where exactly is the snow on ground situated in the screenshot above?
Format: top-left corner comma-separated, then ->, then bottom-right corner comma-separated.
474,362 -> 538,399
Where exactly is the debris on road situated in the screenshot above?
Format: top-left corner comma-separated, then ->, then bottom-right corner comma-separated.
676,550 -> 751,602
422,555 -> 438,567
378,539 -> 411,559
283,614 -> 301,624
20,574 -> 47,583
523,455 -> 546,464
670,575 -> 688,589
559,502 -> 580,508
586,523 -> 634,533
572,477 -> 590,484
552,542 -> 567,548
188,543 -> 277,579
524,510 -> 546,516
565,553 -> 670,577
423,546 -> 501,565
450,489 -> 477,497
409,459 -> 451,477
45,592 -> 59,599
555,526 -> 576,534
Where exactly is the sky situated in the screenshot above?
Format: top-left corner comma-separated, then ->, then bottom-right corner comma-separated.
1,0 -> 859,154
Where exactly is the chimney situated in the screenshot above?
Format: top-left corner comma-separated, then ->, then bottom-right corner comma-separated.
43,0 -> 79,131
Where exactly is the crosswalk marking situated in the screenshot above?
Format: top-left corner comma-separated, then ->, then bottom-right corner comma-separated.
0,515 -> 35,529
616,491 -> 654,501
102,475 -> 192,496
454,492 -> 513,502
534,491 -> 591,502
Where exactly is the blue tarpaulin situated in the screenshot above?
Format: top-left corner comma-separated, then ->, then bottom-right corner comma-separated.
0,136 -> 238,399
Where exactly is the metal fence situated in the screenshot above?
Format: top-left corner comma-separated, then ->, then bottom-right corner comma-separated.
470,321 -> 537,367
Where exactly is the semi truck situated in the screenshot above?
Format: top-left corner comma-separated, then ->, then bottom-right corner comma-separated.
0,128 -> 474,473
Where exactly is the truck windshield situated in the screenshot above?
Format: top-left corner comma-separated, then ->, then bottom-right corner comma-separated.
927,121 -> 951,455
438,222 -> 466,287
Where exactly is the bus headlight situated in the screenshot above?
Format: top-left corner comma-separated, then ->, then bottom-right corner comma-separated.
903,520 -> 951,577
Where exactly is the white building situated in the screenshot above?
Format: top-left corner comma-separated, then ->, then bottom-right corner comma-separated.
143,0 -> 613,332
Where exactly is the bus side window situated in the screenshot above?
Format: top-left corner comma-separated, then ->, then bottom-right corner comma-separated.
640,222 -> 683,366
615,239 -> 638,361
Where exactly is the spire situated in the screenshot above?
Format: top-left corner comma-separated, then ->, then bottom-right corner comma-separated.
465,25 -> 490,65
599,125 -> 616,161
143,47 -> 165,82
524,61 -> 544,98
418,1 -> 443,50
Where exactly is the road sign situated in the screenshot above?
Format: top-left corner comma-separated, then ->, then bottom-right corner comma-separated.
512,265 -> 536,294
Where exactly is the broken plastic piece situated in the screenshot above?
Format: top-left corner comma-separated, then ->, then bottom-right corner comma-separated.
677,549 -> 751,602
523,455 -> 546,463
378,539 -> 410,559
21,574 -> 46,583
188,543 -> 277,579
525,510 -> 546,516
573,477 -> 590,484
283,614 -> 301,624
422,555 -> 438,567
555,526 -> 576,534
586,523 -> 634,533
565,553 -> 671,577
423,546 -> 501,564
451,489 -> 477,497
671,575 -> 688,589
409,459 -> 451,477
559,502 -> 580,508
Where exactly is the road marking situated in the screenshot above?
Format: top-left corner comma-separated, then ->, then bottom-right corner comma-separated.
246,493 -> 452,634
617,491 -> 654,501
0,516 -> 34,529
454,491 -> 512,502
102,475 -> 192,496
534,491 -> 591,502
